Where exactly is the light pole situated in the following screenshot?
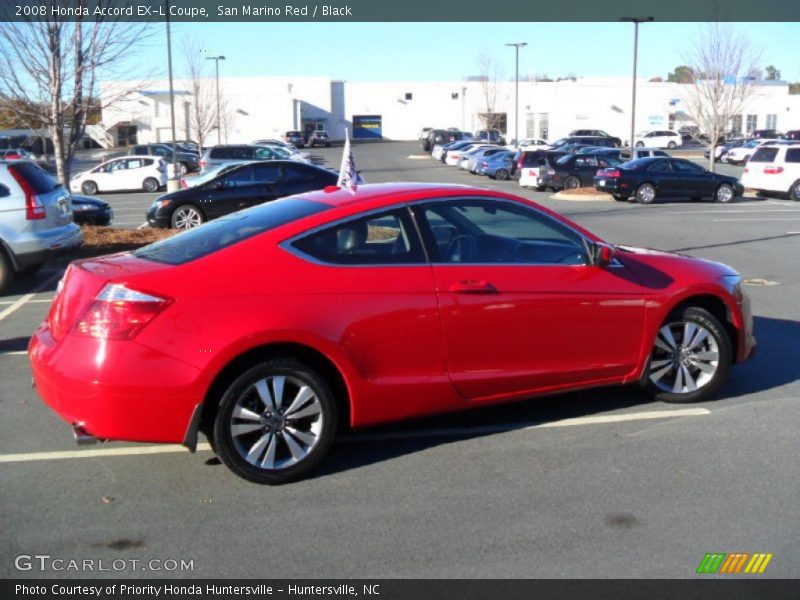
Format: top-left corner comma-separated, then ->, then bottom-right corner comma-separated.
621,17 -> 653,150
505,42 -> 527,145
206,55 -> 226,145
165,0 -> 179,190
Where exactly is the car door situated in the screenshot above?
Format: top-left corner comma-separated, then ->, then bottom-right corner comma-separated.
201,165 -> 259,219
646,160 -> 679,196
414,198 -> 646,400
671,159 -> 713,197
280,163 -> 335,197
247,163 -> 282,207
106,158 -> 130,191
123,158 -> 146,190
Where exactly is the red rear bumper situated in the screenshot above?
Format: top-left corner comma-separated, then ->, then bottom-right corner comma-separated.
29,324 -> 206,444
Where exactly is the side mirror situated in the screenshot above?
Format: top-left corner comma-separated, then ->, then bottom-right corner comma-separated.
592,242 -> 616,268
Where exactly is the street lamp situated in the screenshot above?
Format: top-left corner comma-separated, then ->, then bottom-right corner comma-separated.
505,42 -> 527,145
165,0 -> 179,190
620,17 -> 653,150
206,55 -> 226,144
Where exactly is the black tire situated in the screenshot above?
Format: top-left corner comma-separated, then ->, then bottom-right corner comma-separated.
564,176 -> 581,190
176,162 -> 189,177
81,180 -> 98,195
0,249 -> 14,295
636,142 -> 645,148
213,359 -> 338,484
19,262 -> 44,276
495,169 -> 509,181
667,141 -> 677,149
715,183 -> 735,204
635,183 -> 657,204
536,185 -> 546,192
612,194 -> 628,202
644,306 -> 732,403
789,180 -> 800,201
170,204 -> 204,230
143,177 -> 160,193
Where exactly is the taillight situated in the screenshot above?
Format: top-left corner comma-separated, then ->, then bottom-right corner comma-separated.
8,166 -> 46,220
75,284 -> 172,340
604,170 -> 621,178
180,177 -> 187,189
764,166 -> 783,174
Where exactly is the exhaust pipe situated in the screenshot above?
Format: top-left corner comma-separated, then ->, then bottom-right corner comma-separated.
72,425 -> 97,445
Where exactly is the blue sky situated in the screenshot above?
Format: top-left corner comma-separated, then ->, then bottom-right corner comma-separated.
134,22 -> 800,83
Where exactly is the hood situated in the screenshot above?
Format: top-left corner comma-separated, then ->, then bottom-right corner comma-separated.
616,245 -> 740,278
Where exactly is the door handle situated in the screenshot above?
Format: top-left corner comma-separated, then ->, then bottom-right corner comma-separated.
448,280 -> 498,294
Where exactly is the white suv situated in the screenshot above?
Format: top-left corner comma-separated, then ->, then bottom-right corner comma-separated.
634,130 -> 682,149
0,161 -> 82,293
741,144 -> 800,201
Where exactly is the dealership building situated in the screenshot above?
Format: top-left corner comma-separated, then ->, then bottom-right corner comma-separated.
93,76 -> 800,147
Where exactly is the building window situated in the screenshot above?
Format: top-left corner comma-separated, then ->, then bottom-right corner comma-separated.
766,114 -> 777,129
154,101 -> 159,118
451,92 -> 459,100
746,114 -> 757,134
539,113 -> 549,140
730,115 -> 742,136
404,92 -> 413,100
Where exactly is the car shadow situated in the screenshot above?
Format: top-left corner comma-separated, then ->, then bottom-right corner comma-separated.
307,314 -> 798,480
0,336 -> 29,353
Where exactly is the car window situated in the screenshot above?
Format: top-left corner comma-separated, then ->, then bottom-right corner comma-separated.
144,158 -> 154,166
136,199 -> 330,265
292,209 -> 425,265
574,156 -> 598,168
672,160 -> 705,174
110,160 -> 127,171
0,183 -> 9,198
252,164 -> 280,184
209,148 -> 228,159
648,160 -> 673,173
420,200 -> 588,265
9,162 -> 59,193
282,164 -> 328,184
750,148 -> 780,163
125,158 -> 145,169
786,148 -> 800,163
253,147 -> 276,160
597,157 -> 620,168
223,167 -> 254,186
153,147 -> 170,157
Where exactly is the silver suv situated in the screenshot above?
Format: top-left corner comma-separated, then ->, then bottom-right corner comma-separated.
0,161 -> 83,294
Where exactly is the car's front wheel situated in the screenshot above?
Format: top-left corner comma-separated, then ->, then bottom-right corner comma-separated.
81,180 -> 98,195
213,359 -> 337,484
143,177 -> 160,193
170,204 -> 204,230
495,168 -> 509,180
644,306 -> 732,403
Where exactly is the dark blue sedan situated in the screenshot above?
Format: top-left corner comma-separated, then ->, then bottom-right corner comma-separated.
594,157 -> 743,204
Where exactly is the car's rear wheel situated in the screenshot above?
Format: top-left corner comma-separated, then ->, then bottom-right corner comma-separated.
143,177 -> 160,193
564,176 -> 581,190
636,142 -> 645,148
495,168 -> 509,180
667,141 -> 677,149
635,183 -> 657,204
644,307 -> 732,403
81,181 -> 98,195
170,204 -> 204,230
176,162 -> 189,177
213,359 -> 337,484
0,249 -> 14,295
790,180 -> 800,201
536,185 -> 546,192
715,183 -> 735,204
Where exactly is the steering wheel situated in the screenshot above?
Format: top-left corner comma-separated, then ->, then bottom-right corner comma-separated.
445,235 -> 478,263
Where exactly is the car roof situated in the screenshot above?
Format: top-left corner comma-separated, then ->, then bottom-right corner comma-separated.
296,182 -> 506,208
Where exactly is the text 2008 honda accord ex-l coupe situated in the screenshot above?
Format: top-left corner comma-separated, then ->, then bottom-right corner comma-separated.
29,183 -> 755,484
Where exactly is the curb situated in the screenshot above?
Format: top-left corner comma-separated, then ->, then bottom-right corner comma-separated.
552,190 -> 614,202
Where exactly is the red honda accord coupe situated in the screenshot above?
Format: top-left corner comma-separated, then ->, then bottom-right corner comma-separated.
30,183 -> 755,483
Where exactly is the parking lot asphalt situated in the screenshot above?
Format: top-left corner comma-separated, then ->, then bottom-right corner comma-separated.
1,142 -> 798,579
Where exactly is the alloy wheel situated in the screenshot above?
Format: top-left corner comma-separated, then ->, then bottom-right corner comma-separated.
716,184 -> 734,203
649,321 -> 719,395
171,205 -> 203,230
229,375 -> 324,470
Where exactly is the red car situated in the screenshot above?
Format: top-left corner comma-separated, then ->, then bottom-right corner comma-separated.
29,184 -> 756,484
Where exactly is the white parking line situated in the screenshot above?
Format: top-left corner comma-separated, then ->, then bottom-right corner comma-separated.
0,351 -> 27,356
136,222 -> 149,229
0,299 -> 51,305
713,218 -> 800,222
0,408 -> 709,464
0,272 -> 62,323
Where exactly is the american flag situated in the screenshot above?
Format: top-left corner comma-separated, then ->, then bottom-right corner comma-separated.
336,128 -> 358,193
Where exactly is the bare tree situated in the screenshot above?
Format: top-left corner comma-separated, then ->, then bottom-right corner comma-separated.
681,24 -> 762,172
475,51 -> 506,132
0,4 -> 151,185
181,38 -> 217,149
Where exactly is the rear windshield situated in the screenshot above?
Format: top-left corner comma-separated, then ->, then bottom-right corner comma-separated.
210,147 -> 253,160
9,162 -> 59,194
749,148 -> 780,163
134,198 -> 329,265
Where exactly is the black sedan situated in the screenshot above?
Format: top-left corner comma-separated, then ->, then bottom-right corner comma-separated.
538,153 -> 622,190
146,160 -> 348,229
594,157 -> 743,204
70,194 -> 113,226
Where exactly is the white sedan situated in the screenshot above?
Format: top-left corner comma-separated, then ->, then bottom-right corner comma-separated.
510,138 -> 552,151
71,156 -> 168,195
725,139 -> 781,166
